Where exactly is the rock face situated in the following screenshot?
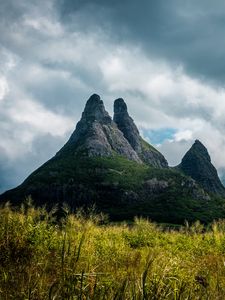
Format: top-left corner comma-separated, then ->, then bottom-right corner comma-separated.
113,98 -> 141,152
113,98 -> 168,168
179,140 -> 225,196
58,94 -> 141,163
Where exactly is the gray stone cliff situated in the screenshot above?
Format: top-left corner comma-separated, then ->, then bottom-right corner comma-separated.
113,98 -> 168,168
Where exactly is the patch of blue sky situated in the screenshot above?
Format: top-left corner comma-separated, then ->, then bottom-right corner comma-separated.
141,128 -> 177,145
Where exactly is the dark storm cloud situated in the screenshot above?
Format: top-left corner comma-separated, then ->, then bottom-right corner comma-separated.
57,0 -> 225,85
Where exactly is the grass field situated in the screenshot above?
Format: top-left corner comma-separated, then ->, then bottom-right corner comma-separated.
1,202 -> 225,299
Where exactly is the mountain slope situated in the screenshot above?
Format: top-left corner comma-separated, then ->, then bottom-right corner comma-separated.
1,153 -> 218,223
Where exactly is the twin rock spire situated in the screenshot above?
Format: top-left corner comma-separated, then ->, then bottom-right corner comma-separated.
59,94 -> 168,168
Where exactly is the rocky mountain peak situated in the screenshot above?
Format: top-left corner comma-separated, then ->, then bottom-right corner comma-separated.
114,98 -> 128,114
82,94 -> 110,122
113,98 -> 168,168
113,98 -> 141,152
179,140 -> 225,196
191,139 -> 211,162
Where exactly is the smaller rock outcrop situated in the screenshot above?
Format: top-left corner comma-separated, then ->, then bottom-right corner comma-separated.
113,98 -> 168,168
179,140 -> 225,196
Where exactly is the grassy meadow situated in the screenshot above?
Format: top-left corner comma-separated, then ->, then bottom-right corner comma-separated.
1,203 -> 225,299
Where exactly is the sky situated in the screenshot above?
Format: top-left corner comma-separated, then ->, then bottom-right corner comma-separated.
1,0 -> 225,192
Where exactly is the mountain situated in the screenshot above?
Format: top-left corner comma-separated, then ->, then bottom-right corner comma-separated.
1,94 -> 225,224
178,140 -> 225,196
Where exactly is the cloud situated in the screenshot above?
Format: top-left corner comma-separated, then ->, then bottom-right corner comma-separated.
1,0 -> 225,192
0,77 -> 9,101
8,98 -> 73,136
174,130 -> 193,142
57,0 -> 225,85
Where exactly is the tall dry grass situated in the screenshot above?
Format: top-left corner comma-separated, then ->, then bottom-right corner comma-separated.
0,202 -> 225,299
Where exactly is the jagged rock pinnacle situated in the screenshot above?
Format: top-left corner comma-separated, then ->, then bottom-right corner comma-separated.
179,139 -> 225,196
113,98 -> 168,168
114,98 -> 141,152
114,98 -> 128,114
82,94 -> 110,122
191,139 -> 211,162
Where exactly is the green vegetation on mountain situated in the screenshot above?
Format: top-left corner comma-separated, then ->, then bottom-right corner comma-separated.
3,154 -> 225,224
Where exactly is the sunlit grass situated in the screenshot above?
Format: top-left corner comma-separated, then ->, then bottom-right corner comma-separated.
1,202 -> 225,299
